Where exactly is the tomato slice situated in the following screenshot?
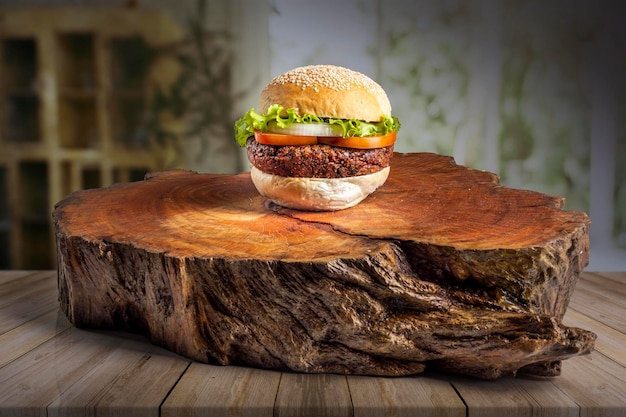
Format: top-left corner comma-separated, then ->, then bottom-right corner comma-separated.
254,130 -> 318,146
318,131 -> 396,149
254,130 -> 396,149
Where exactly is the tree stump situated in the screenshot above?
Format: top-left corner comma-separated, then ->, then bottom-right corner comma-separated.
53,152 -> 595,379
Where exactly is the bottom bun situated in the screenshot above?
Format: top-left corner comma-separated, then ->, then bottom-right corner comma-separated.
250,165 -> 390,211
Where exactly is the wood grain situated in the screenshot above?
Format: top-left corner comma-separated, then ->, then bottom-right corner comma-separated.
0,328 -> 129,415
274,373 -> 352,417
53,152 -> 594,378
451,375 -> 580,417
569,277 -> 626,333
552,352 -> 626,417
47,332 -> 188,417
0,309 -> 72,368
0,271 -> 60,334
0,271 -> 625,416
0,270 -> 35,285
0,271 -> 57,302
592,271 -> 626,283
563,308 -> 626,367
286,152 -> 586,250
348,375 -> 466,417
162,364 -> 281,417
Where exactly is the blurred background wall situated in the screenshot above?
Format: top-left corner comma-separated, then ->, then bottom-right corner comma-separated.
0,0 -> 624,271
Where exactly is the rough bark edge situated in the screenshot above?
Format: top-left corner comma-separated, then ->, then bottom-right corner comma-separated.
55,226 -> 596,379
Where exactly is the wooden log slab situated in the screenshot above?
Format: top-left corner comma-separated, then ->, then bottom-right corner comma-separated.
53,152 -> 596,379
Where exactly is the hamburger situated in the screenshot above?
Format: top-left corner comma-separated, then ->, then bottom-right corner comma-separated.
234,65 -> 400,211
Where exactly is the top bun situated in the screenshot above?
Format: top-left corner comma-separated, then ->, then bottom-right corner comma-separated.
258,65 -> 392,122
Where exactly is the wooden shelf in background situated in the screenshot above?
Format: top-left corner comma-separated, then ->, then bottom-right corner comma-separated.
0,7 -> 183,269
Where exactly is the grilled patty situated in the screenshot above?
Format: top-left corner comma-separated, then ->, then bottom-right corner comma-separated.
246,138 -> 394,178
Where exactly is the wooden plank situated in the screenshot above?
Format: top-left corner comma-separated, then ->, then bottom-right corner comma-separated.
551,352 -> 626,417
161,363 -> 281,417
47,331 -> 189,417
569,274 -> 625,333
563,308 -> 626,367
592,271 -> 626,283
0,309 -> 72,368
0,271 -> 58,334
0,271 -> 39,285
349,374 -> 466,417
0,270 -> 56,300
274,373 -> 353,417
450,374 -> 579,417
0,327 -> 129,416
0,269 -> 622,417
578,273 -> 626,306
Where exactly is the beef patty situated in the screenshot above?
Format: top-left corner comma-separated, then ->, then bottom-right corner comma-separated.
246,138 -> 394,178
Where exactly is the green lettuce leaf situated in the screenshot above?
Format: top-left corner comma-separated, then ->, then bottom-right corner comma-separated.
234,104 -> 401,147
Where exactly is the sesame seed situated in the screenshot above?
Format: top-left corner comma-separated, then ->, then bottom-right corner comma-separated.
268,64 -> 385,94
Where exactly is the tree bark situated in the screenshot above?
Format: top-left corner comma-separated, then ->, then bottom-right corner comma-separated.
53,152 -> 595,379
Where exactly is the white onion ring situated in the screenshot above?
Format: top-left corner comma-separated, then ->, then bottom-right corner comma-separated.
267,122 -> 343,137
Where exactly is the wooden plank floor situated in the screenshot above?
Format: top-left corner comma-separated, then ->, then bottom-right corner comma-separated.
0,270 -> 624,417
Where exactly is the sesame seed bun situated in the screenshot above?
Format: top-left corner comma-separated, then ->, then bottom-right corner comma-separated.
258,65 -> 392,122
247,64 -> 396,211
